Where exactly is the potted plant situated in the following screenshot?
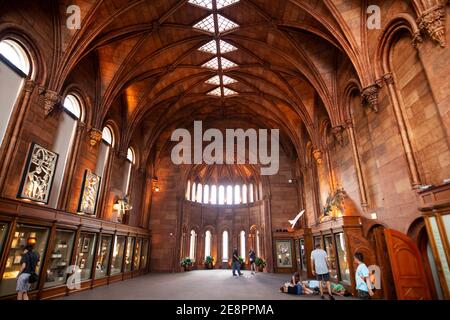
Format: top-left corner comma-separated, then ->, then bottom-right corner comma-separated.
239,256 -> 246,270
204,256 -> 214,269
255,258 -> 266,272
181,257 -> 193,271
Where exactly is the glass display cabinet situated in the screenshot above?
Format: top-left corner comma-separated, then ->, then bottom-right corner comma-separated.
111,235 -> 125,275
0,224 -> 50,297
133,238 -> 142,271
299,238 -> 306,272
324,234 -> 338,281
74,232 -> 97,281
0,222 -> 9,255
335,232 -> 350,283
44,229 -> 76,288
140,239 -> 149,270
124,237 -> 135,272
95,234 -> 112,279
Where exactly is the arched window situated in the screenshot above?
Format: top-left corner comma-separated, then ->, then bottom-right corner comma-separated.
256,230 -> 260,257
205,230 -> 212,258
203,185 -> 209,204
124,147 -> 135,196
226,185 -> 233,204
240,231 -> 246,260
191,182 -> 197,202
186,181 -> 191,201
196,183 -> 203,203
48,93 -> 83,208
0,39 -> 30,75
210,185 -> 217,204
94,126 -> 115,217
222,231 -> 229,262
0,39 -> 31,147
189,230 -> 197,261
234,185 -> 241,204
242,185 -> 248,204
218,185 -> 225,205
249,184 -> 254,203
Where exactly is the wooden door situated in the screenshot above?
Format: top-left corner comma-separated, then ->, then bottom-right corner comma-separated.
384,229 -> 432,300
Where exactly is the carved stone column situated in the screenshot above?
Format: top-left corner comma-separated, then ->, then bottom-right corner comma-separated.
345,119 -> 369,209
417,5 -> 447,47
383,73 -> 422,188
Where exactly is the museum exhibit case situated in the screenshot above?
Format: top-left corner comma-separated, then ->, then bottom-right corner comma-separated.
140,239 -> 149,270
95,234 -> 112,279
0,224 -> 50,297
0,222 -> 8,255
324,234 -> 338,281
124,237 -> 135,272
299,238 -> 306,272
111,235 -> 126,275
44,229 -> 76,288
335,232 -> 350,283
75,232 -> 97,281
133,238 -> 142,271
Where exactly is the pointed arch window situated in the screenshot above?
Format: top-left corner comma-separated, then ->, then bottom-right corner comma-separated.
234,185 -> 241,204
205,230 -> 212,258
203,184 -> 210,204
240,231 -> 246,260
191,182 -> 197,202
222,230 -> 229,262
196,183 -> 203,203
242,184 -> 248,204
218,185 -> 225,205
124,147 -> 135,196
249,184 -> 254,203
210,185 -> 217,204
226,185 -> 233,204
186,181 -> 191,201
189,230 -> 197,261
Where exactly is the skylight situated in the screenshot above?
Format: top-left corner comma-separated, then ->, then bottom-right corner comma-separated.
193,14 -> 216,33
188,0 -> 213,10
223,87 -> 238,96
216,14 -> 239,33
202,57 -> 220,70
206,75 -> 221,85
219,40 -> 237,53
221,57 -> 237,69
222,75 -> 237,85
199,40 -> 218,54
206,75 -> 237,86
208,87 -> 222,96
216,0 -> 240,9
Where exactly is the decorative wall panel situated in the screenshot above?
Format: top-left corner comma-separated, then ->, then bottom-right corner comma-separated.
77,170 -> 101,215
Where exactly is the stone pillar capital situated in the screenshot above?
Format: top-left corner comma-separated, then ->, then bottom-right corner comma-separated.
361,84 -> 380,113
88,128 -> 103,147
417,5 -> 447,48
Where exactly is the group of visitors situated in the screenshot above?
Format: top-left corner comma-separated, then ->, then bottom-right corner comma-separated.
281,244 -> 375,300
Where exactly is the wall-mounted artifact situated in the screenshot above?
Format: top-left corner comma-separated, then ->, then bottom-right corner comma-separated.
77,170 -> 101,215
275,240 -> 293,268
17,143 -> 59,204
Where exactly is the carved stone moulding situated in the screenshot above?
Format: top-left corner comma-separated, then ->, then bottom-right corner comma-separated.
312,149 -> 323,165
361,84 -> 380,113
43,90 -> 62,117
88,128 -> 103,147
417,5 -> 447,47
331,126 -> 345,146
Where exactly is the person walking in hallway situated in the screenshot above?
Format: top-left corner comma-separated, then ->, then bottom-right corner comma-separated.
354,252 -> 374,299
249,249 -> 256,275
311,244 -> 335,300
16,245 -> 39,300
232,248 -> 243,277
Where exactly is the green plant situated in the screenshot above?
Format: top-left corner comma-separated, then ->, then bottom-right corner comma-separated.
238,256 -> 245,264
255,258 -> 266,268
204,256 -> 214,265
181,257 -> 193,267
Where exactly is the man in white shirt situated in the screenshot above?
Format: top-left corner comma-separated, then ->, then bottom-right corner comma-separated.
354,252 -> 374,299
311,244 -> 334,300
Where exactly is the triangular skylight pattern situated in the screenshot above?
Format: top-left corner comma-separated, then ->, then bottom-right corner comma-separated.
202,57 -> 220,70
206,76 -> 221,85
222,75 -> 237,85
216,0 -> 240,9
188,0 -> 213,10
208,87 -> 222,96
221,57 -> 237,69
193,14 -> 216,33
219,40 -> 237,53
216,14 -> 239,33
223,87 -> 238,96
199,40 -> 218,54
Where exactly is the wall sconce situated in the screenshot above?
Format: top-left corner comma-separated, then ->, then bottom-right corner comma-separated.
288,179 -> 297,184
113,196 -> 133,223
370,212 -> 378,220
152,177 -> 160,192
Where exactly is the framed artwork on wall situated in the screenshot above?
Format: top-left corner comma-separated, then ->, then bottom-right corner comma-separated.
275,240 -> 293,268
77,170 -> 101,215
17,142 -> 59,204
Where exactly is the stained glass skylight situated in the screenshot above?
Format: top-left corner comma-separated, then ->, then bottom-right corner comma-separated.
216,0 -> 240,9
216,14 -> 239,33
223,87 -> 238,96
193,14 -> 216,33
222,75 -> 237,85
202,57 -> 220,69
188,0 -> 213,10
208,87 -> 222,96
206,76 -> 221,85
221,57 -> 237,69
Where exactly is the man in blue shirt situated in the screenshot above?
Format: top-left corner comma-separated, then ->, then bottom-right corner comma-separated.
354,252 -> 374,299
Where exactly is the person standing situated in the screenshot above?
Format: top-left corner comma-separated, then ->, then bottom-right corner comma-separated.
232,248 -> 243,277
249,249 -> 256,275
354,252 -> 374,299
16,244 -> 39,300
310,244 -> 335,300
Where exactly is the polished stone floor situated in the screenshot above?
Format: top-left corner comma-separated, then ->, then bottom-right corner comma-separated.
58,270 -> 353,300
